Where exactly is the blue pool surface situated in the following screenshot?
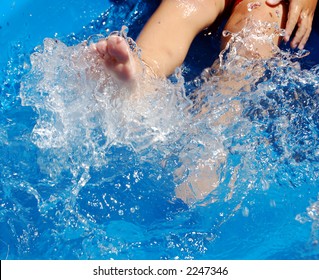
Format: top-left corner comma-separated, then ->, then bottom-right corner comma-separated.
1,0 -> 319,260
0,0 -> 112,68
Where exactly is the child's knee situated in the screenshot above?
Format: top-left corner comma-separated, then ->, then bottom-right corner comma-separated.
221,0 -> 288,56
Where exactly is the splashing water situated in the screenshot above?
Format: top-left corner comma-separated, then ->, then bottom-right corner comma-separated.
221,17 -> 286,60
1,12 -> 319,259
20,35 -> 190,176
296,195 -> 319,245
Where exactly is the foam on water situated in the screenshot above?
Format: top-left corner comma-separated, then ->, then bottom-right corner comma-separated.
2,13 -> 319,259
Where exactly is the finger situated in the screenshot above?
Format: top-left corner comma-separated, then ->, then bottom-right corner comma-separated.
290,16 -> 309,48
298,26 -> 312,49
284,5 -> 302,42
293,16 -> 312,49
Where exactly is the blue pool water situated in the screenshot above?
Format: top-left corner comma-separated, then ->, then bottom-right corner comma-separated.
1,0 -> 319,260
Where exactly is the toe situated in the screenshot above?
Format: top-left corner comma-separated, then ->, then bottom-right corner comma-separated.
95,39 -> 108,57
107,36 -> 130,63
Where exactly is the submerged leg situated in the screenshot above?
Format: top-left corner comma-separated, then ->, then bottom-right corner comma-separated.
175,1 -> 288,205
222,0 -> 288,57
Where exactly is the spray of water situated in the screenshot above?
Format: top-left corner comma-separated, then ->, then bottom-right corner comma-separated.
14,16 -> 319,258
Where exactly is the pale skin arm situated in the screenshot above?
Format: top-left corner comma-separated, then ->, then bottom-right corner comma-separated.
266,0 -> 318,49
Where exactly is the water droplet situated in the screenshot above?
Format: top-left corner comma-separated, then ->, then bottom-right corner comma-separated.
247,2 -> 261,12
242,207 -> 249,217
222,30 -> 232,37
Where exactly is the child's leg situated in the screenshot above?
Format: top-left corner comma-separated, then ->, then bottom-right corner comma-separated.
94,0 -> 228,84
222,0 -> 288,57
136,0 -> 227,77
175,1 -> 289,205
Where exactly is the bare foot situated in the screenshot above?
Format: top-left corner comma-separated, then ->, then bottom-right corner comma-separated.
94,35 -> 140,84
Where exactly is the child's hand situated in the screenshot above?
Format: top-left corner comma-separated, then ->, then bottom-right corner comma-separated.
266,0 -> 318,49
